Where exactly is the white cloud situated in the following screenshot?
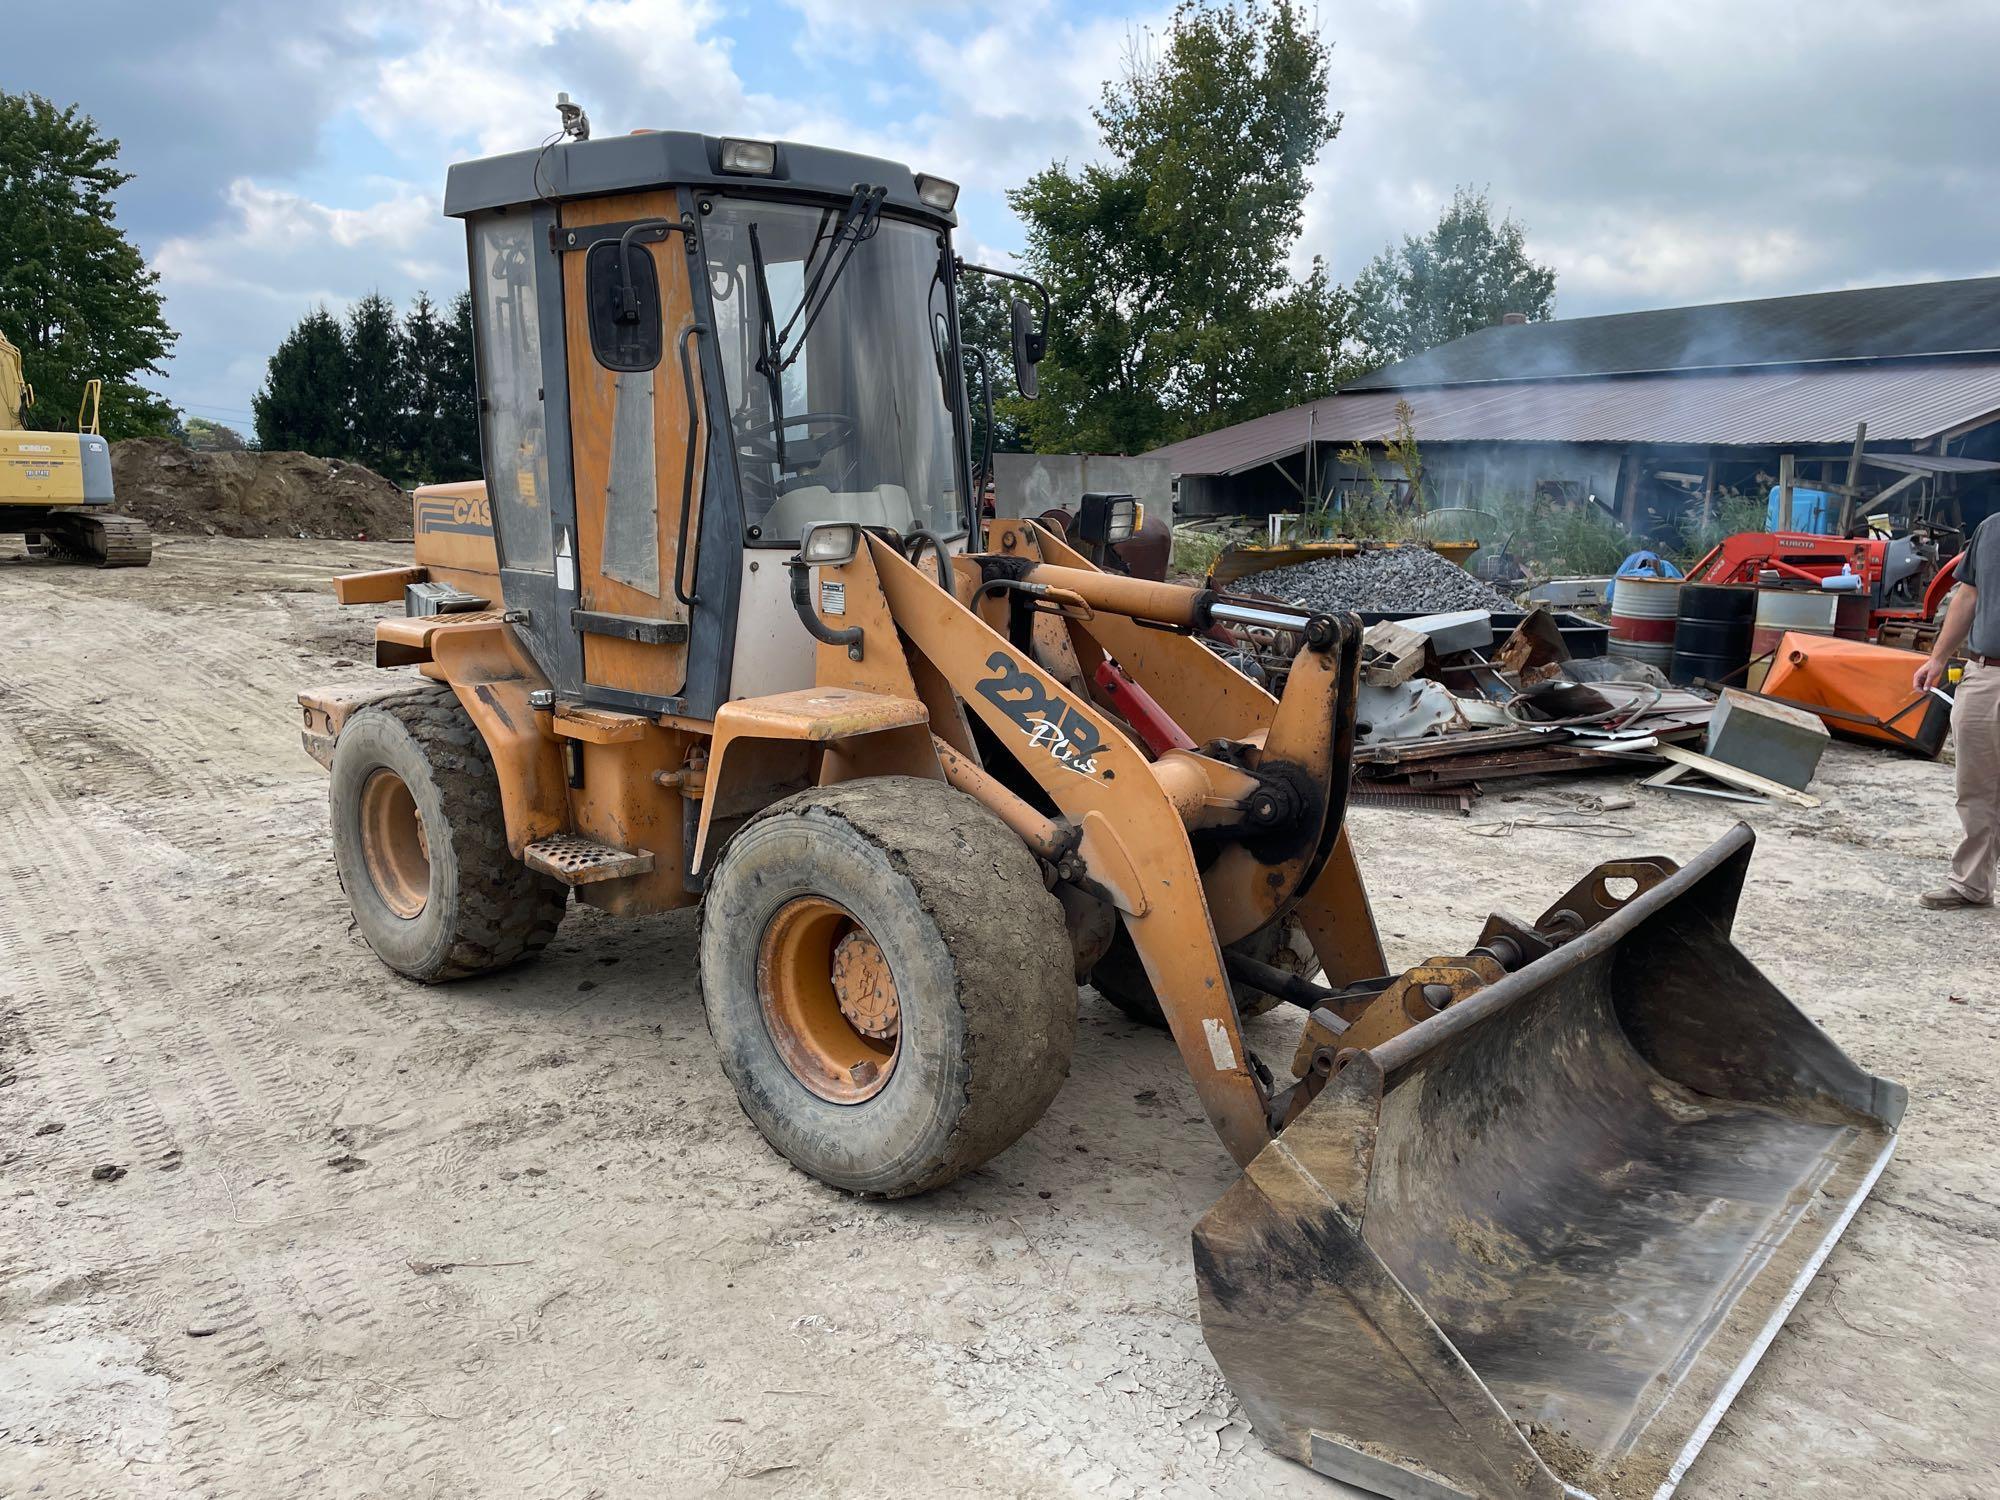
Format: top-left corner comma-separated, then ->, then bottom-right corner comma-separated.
361,0 -> 755,157
148,178 -> 464,424
26,0 -> 2000,425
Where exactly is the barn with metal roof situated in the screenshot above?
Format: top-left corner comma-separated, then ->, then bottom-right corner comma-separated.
1149,275 -> 2000,532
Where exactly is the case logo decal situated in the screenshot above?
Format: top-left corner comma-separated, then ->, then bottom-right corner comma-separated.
414,492 -> 494,537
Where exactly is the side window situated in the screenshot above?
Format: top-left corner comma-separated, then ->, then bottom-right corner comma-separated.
471,215 -> 554,572
585,240 -> 663,372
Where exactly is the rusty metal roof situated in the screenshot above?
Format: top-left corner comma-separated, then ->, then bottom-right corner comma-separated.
1146,358 -> 2000,477
1350,275 -> 2000,390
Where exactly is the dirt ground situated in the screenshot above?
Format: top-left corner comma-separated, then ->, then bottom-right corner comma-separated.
2,535 -> 1996,1500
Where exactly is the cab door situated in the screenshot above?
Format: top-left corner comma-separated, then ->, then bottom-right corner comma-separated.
559,192 -> 706,700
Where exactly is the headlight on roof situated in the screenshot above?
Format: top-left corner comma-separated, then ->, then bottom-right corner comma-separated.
915,174 -> 959,213
719,138 -> 777,175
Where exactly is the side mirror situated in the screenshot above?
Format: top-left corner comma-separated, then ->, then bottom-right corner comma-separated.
1010,297 -> 1044,401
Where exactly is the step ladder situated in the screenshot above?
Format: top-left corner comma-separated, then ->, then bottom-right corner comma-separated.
522,834 -> 654,885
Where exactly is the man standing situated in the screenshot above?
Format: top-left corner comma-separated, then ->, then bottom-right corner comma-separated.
1915,513 -> 2000,909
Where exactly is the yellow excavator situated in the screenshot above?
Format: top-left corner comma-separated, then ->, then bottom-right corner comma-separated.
0,327 -> 152,566
299,114 -> 1902,1499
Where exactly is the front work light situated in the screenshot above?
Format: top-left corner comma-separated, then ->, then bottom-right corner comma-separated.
800,522 -> 861,566
1077,493 -> 1140,547
719,138 -> 777,175
915,174 -> 960,213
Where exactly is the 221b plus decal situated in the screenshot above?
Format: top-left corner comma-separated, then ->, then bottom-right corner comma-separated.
974,651 -> 1105,777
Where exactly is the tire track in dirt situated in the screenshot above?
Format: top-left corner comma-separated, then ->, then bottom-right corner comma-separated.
0,654 -> 376,1493
3,576 -> 504,1499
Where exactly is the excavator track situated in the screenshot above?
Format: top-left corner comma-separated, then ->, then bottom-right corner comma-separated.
26,512 -> 153,568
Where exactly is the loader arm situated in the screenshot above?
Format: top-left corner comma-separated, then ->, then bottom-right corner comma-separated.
996,521 -> 1383,977
844,533 -> 1279,1163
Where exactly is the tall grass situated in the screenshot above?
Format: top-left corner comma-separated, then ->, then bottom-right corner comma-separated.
1169,526 -> 1235,578
1477,489 -> 1770,578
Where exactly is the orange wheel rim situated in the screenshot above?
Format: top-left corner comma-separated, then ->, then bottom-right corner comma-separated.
756,897 -> 900,1103
359,768 -> 429,919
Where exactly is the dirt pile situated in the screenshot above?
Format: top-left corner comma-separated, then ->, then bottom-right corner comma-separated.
109,438 -> 413,540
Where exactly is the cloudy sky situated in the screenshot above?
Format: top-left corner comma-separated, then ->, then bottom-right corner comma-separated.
8,0 -> 1999,434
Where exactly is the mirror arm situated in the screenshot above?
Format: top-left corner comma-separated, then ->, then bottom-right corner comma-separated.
956,259 -> 1051,353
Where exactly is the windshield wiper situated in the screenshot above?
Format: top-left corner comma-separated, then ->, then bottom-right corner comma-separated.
747,223 -> 789,474
768,183 -> 887,372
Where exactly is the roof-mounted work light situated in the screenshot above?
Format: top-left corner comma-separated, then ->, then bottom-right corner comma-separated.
719,138 -> 777,175
915,174 -> 960,213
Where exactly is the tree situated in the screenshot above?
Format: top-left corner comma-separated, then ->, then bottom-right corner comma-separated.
1010,0 -> 1348,454
0,91 -> 177,437
398,290 -> 454,483
183,417 -> 247,451
438,291 -> 481,479
956,272 -> 1027,476
1351,187 -> 1557,368
254,291 -> 480,482
253,306 -> 348,455
343,291 -> 405,474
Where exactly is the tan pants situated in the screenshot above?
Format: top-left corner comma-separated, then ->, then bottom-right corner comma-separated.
1950,662 -> 2000,903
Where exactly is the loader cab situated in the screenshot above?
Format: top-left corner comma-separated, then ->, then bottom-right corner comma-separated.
445,131 -> 983,721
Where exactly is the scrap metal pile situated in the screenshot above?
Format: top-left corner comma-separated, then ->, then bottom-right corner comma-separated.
1208,548 -> 1762,808
1346,609 -> 1719,801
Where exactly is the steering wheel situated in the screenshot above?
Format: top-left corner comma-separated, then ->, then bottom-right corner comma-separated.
735,410 -> 860,472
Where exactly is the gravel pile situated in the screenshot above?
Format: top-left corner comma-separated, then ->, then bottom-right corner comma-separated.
1235,547 -> 1517,615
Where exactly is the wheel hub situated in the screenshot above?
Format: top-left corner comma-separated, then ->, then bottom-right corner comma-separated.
358,767 -> 429,919
756,898 -> 900,1104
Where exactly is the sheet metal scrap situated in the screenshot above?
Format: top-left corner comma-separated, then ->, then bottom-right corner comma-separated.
1347,782 -> 1477,816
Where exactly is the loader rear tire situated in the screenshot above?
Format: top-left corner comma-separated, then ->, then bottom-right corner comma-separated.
701,776 -> 1075,1198
329,687 -> 567,983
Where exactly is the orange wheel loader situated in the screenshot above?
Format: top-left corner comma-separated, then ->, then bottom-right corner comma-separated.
299,115 -> 1903,1500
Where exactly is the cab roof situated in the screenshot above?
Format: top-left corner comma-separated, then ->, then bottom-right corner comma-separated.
443,130 -> 956,227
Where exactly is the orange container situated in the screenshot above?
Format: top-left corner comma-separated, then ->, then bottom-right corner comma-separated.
1759,632 -> 1950,757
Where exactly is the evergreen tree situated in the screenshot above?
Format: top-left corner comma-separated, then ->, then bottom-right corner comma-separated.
0,91 -> 178,437
438,290 -> 482,479
253,306 -> 348,455
343,291 -> 405,474
398,290 -> 455,483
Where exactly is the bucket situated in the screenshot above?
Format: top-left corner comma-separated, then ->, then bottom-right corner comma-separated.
1670,584 -> 1756,687
1749,590 -> 1839,689
1196,827 -> 1904,1500
1609,575 -> 1683,673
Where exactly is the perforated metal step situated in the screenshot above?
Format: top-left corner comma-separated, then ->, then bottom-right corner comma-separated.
522,834 -> 654,886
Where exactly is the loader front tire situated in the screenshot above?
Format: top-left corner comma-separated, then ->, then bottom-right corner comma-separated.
701,777 -> 1076,1197
329,687 -> 568,983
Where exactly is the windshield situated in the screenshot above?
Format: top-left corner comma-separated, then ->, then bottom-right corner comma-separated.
701,195 -> 966,543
